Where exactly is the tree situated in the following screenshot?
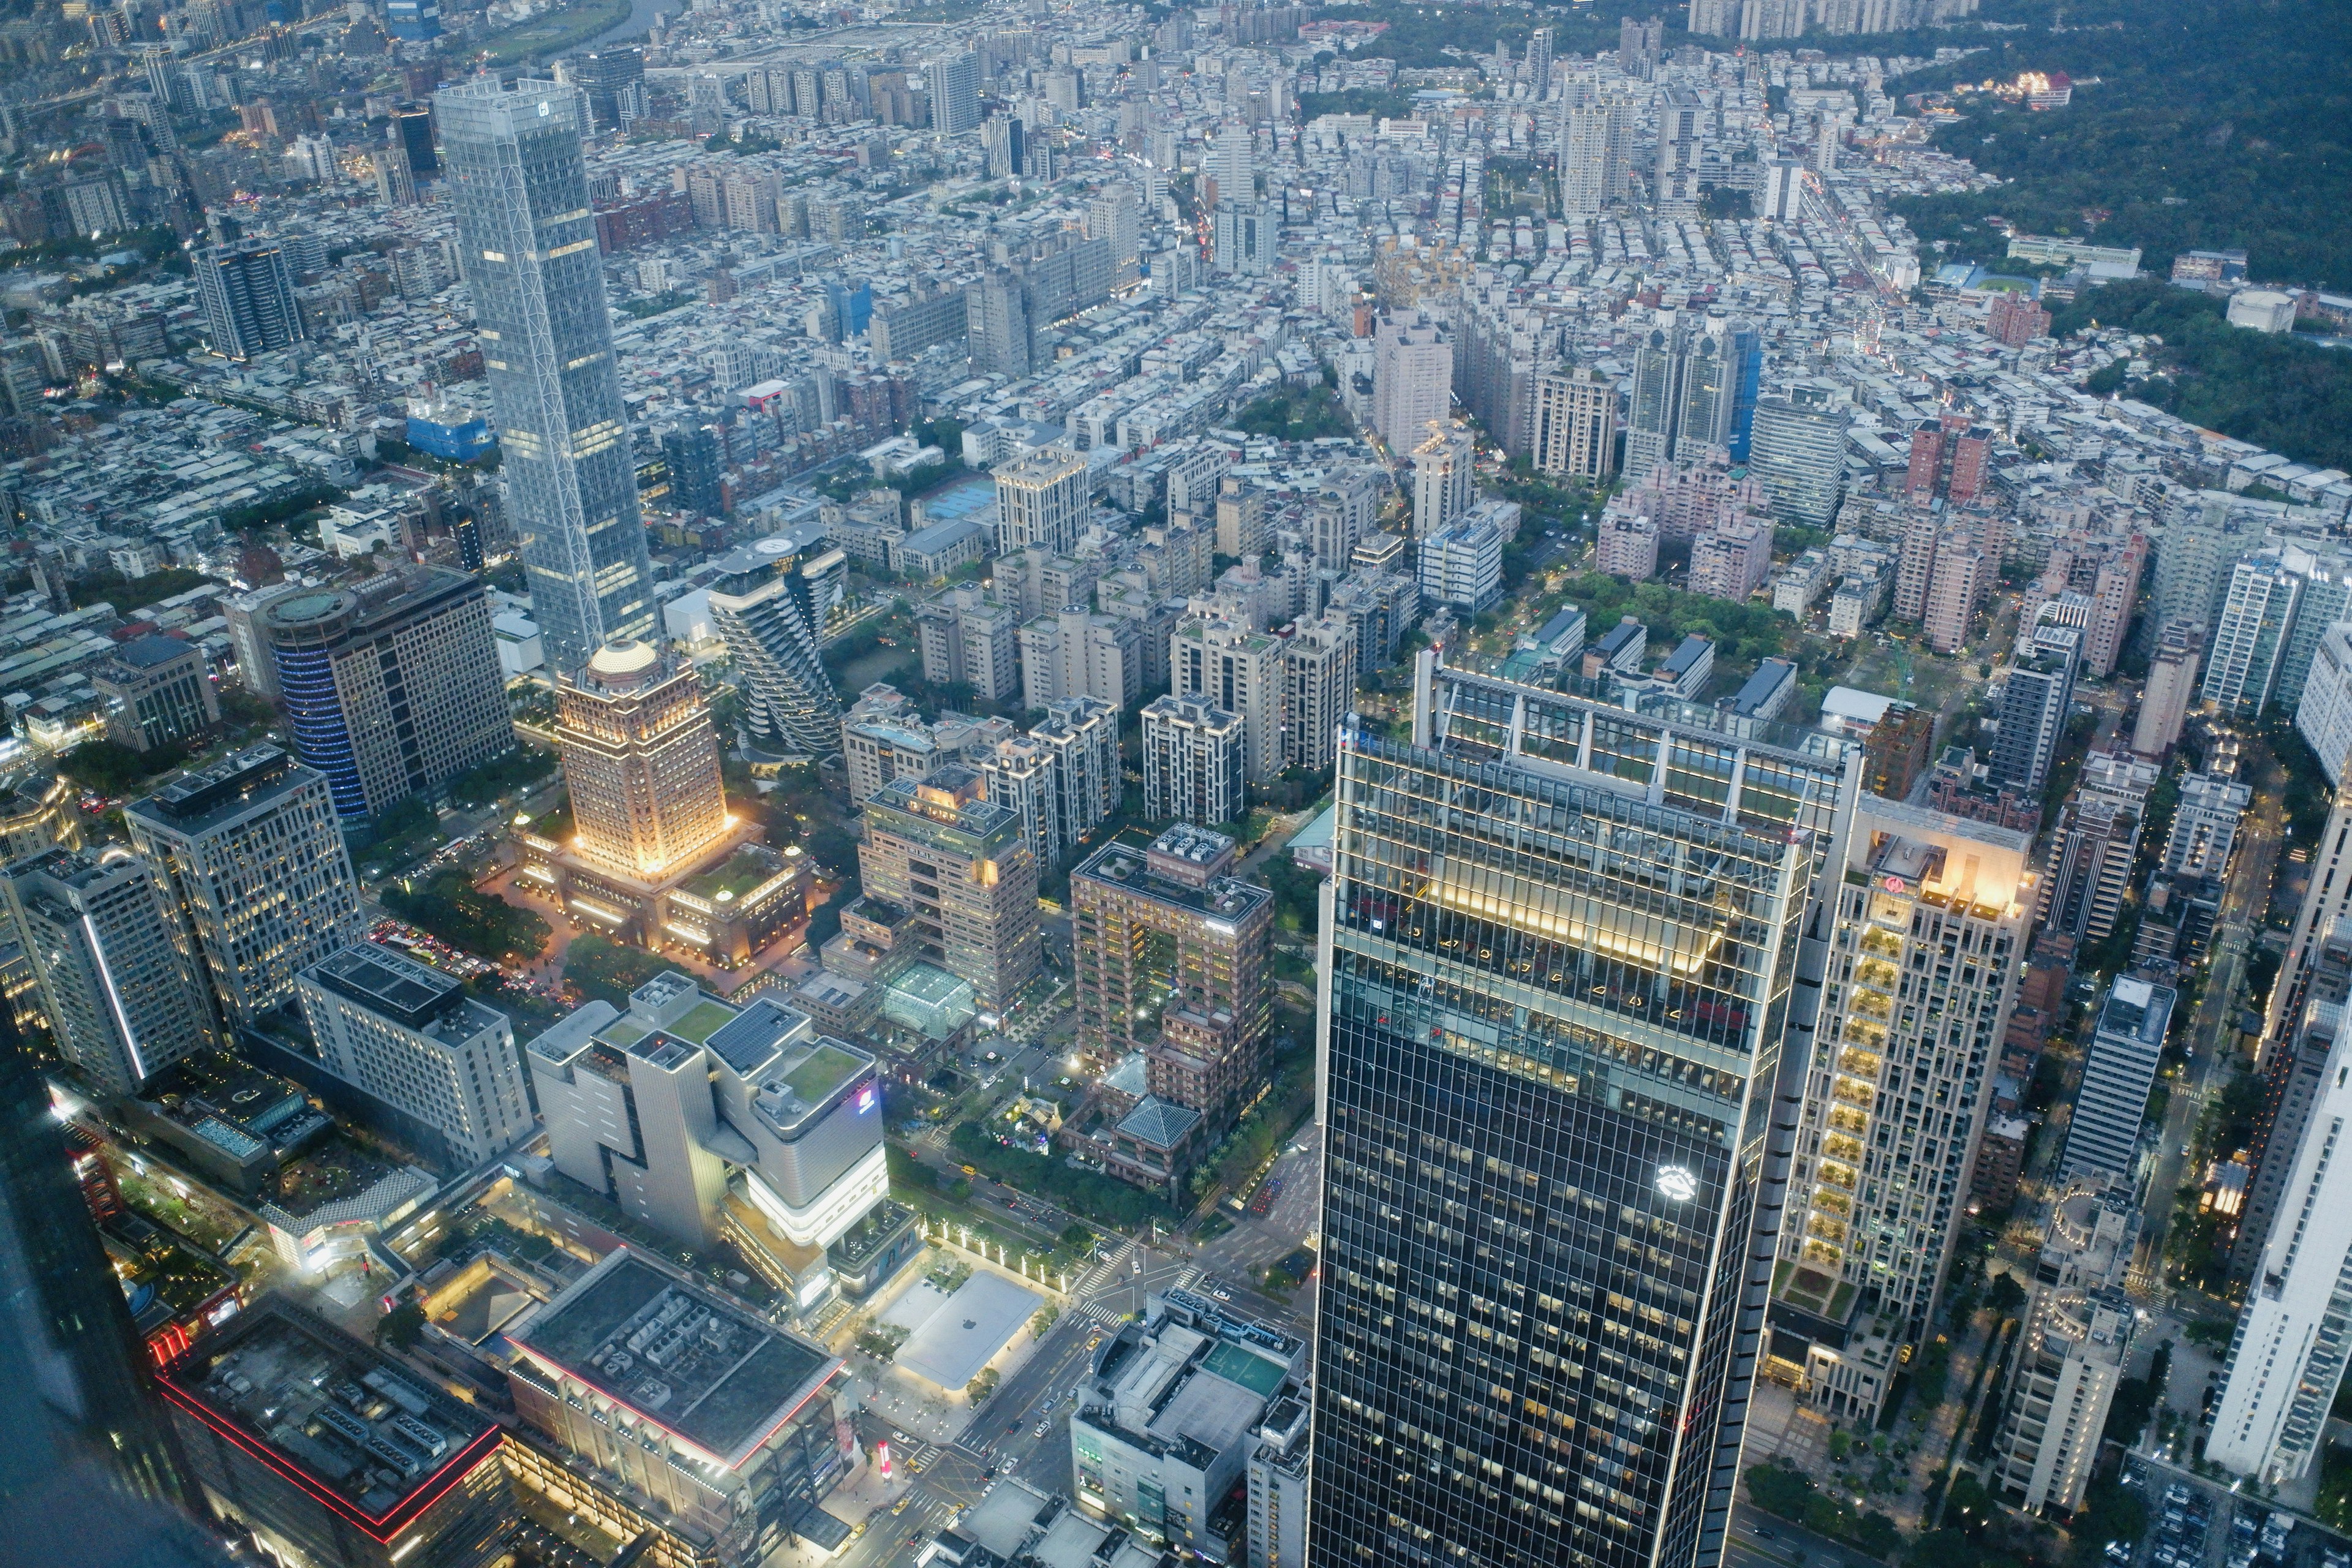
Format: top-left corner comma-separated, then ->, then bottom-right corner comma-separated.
565,934 -> 673,1008
382,873 -> 550,963
375,1300 -> 427,1351
59,738 -> 186,796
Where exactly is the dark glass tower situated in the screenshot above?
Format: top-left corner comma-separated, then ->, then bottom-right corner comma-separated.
0,1011 -> 228,1564
1308,654 -> 1858,1568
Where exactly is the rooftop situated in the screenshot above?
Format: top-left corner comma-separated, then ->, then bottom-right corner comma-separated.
157,1297 -> 502,1540
306,941 -> 463,1030
127,745 -> 312,833
510,1250 -> 837,1468
1073,834 -> 1272,927
111,632 -> 199,670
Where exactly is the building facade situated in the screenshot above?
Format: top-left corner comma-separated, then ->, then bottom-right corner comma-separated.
857,767 -> 1041,1016
6,848 -> 213,1094
1141,694 -> 1246,827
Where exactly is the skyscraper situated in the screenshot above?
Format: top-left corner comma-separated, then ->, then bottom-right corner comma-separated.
1409,421 -> 1474,537
192,239 -> 302,361
1748,394 -> 1847,527
1624,315 -> 1686,480
706,528 -> 847,759
567,47 -> 644,134
1371,312 -> 1452,453
1655,87 -> 1704,209
1310,652 -> 1859,1568
1141,694 -> 1246,827
558,639 -> 731,882
1986,630 -> 2078,796
436,77 -> 654,677
7,848 -> 214,1094
124,747 -> 367,1030
261,568 -> 511,824
2058,977 -> 2176,1182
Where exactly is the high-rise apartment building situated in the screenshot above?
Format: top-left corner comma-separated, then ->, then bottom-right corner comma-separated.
1173,617 -> 1283,783
1371,312 -> 1451,453
1208,120 -> 1254,206
1990,1182 -> 2136,1515
858,767 -> 1041,1016
1905,413 -> 1991,503
262,568 -> 510,823
1141,695 -> 1246,826
2058,977 -> 2176,1180
1624,315 -> 1686,481
1655,87 -> 1704,209
2136,620 -> 2201,758
1532,365 -> 1618,480
1409,422 -> 1475,538
917,584 -> 1023,702
296,940 -> 532,1168
2166,772 -> 2254,878
706,527 -> 848,760
1988,631 -> 2078,796
1311,652 -> 1860,1568
1282,613 -> 1359,774
125,747 -> 367,1030
1034,695 -> 1121,845
1771,798 -> 2029,1422
2209,960 -> 2352,1482
2152,495 -> 2241,636
2203,551 -> 2305,717
1418,516 -> 1507,616
437,77 -> 655,676
192,238 -> 301,361
1072,825 -> 1273,1125
930,50 -> 981,134
1557,78 -> 1630,217
1921,545 -> 1988,654
558,639 -> 731,882
1019,607 -> 1142,710
7,847 -> 214,1094
1213,203 -> 1275,275
2233,923 -> 2352,1284
994,448 -> 1090,556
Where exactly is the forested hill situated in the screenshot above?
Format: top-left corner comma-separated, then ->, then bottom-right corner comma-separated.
1890,0 -> 2352,290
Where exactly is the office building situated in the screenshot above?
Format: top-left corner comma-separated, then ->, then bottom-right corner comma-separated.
840,691 -> 1003,809
2210,964 -> 2352,1482
0,1003 -> 226,1567
1371,312 -> 1451,453
1988,633 -> 2078,796
931,50 -> 981,134
560,639 -> 730,882
94,634 -> 218,754
505,1251 -> 850,1567
1409,422 -> 1475,538
994,448 -> 1090,556
192,239 -> 301,361
1282,613 -> 1359,774
1072,826 -> 1274,1128
1141,695 -> 1246,827
1991,1183 -> 2137,1515
1071,1291 -> 1305,1560
858,767 -> 1040,1016
296,941 -> 532,1168
1311,652 -> 1860,1568
7,848 -> 213,1095
1748,394 -> 1846,526
1532,365 -> 1618,480
707,527 -> 849,760
1771,799 -> 2030,1422
2058,977 -> 2176,1180
527,973 -> 892,1283
262,570 -> 510,824
391,100 -> 437,175
436,77 -> 655,676
1215,478 -> 1268,562
125,747 -> 367,1030
568,47 -> 644,134
160,1296 -> 514,1568
1173,617 -> 1283,785
1417,517 -> 1506,616
1213,203 -> 1275,275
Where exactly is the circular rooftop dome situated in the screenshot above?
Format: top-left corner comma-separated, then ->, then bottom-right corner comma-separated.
266,590 -> 352,627
586,638 -> 661,684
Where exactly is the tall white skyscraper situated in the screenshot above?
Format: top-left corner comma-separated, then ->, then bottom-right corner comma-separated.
1371,312 -> 1451,453
436,77 -> 655,677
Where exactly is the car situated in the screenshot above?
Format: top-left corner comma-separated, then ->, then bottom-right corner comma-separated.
892,1430 -> 910,1444
892,1497 -> 913,1516
1133,1256 -> 1142,1273
1034,1420 -> 1051,1438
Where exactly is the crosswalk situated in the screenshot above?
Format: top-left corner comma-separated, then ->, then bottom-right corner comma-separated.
902,1441 -> 941,1474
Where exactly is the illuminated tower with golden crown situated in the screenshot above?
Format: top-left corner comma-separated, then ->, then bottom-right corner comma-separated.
558,639 -> 729,880
523,639 -> 804,964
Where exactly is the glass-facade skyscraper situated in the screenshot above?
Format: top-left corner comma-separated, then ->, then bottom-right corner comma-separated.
1309,653 -> 1859,1568
435,77 -> 654,678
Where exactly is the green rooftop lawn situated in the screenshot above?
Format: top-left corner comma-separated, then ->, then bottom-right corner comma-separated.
672,1001 -> 737,1044
685,848 -> 783,903
783,1042 -> 862,1103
